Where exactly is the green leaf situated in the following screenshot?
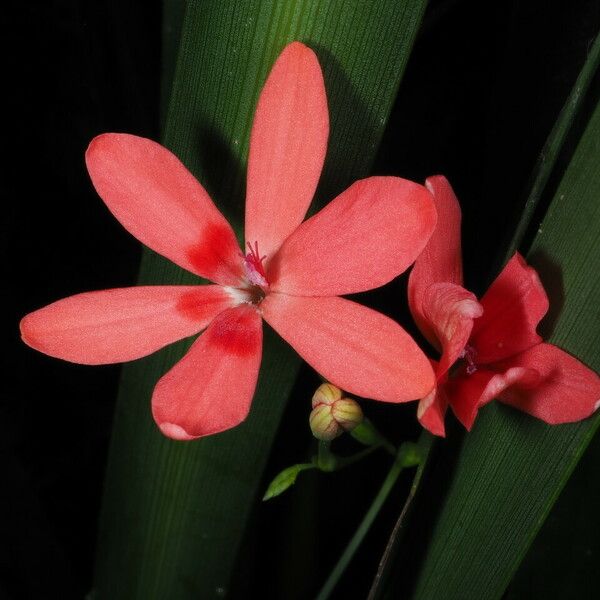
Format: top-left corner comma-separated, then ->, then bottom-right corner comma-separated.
160,0 -> 186,123
262,463 -> 316,501
503,33 -> 600,261
505,426 -> 600,599
93,1 -> 429,598
409,67 -> 600,600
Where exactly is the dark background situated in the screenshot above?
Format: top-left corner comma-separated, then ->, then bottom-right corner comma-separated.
3,0 -> 599,598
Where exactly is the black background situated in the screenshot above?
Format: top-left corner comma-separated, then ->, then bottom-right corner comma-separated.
3,1 -> 599,598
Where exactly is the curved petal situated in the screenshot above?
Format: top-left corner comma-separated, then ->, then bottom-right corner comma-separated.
261,293 -> 435,402
417,361 -> 448,437
20,286 -> 237,365
447,366 -> 540,430
86,134 -> 244,286
470,253 -> 549,363
496,343 -> 600,424
152,305 -> 263,440
245,42 -> 329,260
408,175 -> 464,346
268,177 -> 437,296
421,282 -> 483,376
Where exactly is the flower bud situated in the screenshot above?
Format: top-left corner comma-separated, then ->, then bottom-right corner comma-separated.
311,382 -> 342,408
331,398 -> 363,431
309,383 -> 363,441
309,404 -> 341,441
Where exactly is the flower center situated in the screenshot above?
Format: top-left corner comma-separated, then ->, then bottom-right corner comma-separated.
460,344 -> 478,375
242,241 -> 269,303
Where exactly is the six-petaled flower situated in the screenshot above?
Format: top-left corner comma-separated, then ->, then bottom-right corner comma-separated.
20,42 -> 438,440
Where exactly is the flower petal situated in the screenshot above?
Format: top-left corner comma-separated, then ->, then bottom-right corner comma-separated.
417,362 -> 448,437
261,293 -> 435,402
421,282 -> 483,376
20,286 -> 237,364
268,177 -> 437,296
448,365 -> 540,430
470,253 -> 549,363
152,305 -> 263,440
245,42 -> 329,260
408,175 -> 464,346
86,133 -> 244,286
496,343 -> 600,424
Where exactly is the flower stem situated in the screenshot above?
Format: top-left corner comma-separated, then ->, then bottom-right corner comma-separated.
351,419 -> 397,456
367,430 -> 435,599
317,441 -> 337,472
333,444 -> 382,469
315,437 -> 428,600
316,440 -> 382,472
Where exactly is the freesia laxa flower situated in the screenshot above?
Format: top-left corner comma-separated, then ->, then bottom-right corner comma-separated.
408,175 -> 600,436
21,42 -> 438,440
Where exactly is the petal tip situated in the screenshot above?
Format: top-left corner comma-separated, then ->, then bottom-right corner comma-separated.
85,132 -> 113,159
282,40 -> 315,59
424,423 -> 446,438
285,40 -> 308,51
275,41 -> 322,75
460,407 -> 478,431
418,411 -> 446,438
19,313 -> 30,336
85,132 -> 138,169
19,312 -> 41,351
424,174 -> 450,192
158,422 -> 196,441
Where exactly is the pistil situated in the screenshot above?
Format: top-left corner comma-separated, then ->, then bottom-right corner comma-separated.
242,241 -> 269,301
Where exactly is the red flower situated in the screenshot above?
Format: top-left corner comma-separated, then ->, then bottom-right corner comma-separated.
408,175 -> 600,436
21,42 -> 437,440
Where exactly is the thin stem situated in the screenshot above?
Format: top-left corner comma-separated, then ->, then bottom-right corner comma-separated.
317,441 -> 337,472
334,444 -> 383,469
367,430 -> 435,599
315,454 -> 405,600
380,439 -> 398,457
317,439 -> 385,473
351,418 -> 397,456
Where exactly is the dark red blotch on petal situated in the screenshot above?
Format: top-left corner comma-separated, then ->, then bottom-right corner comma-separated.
205,306 -> 261,357
186,222 -> 241,281
176,288 -> 229,321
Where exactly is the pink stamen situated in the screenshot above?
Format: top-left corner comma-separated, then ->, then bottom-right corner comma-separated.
461,344 -> 478,375
243,241 -> 269,289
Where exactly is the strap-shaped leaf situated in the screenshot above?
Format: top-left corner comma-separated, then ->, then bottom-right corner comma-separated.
93,1 -> 428,597
410,82 -> 600,600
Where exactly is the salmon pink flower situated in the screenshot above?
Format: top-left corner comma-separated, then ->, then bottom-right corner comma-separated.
21,42 -> 438,440
408,175 -> 600,436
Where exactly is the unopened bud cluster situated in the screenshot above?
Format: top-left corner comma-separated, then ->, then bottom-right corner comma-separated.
309,383 -> 363,441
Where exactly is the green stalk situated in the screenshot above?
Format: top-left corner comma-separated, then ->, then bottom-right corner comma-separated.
368,431 -> 434,598
316,435 -> 432,599
316,458 -> 405,600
